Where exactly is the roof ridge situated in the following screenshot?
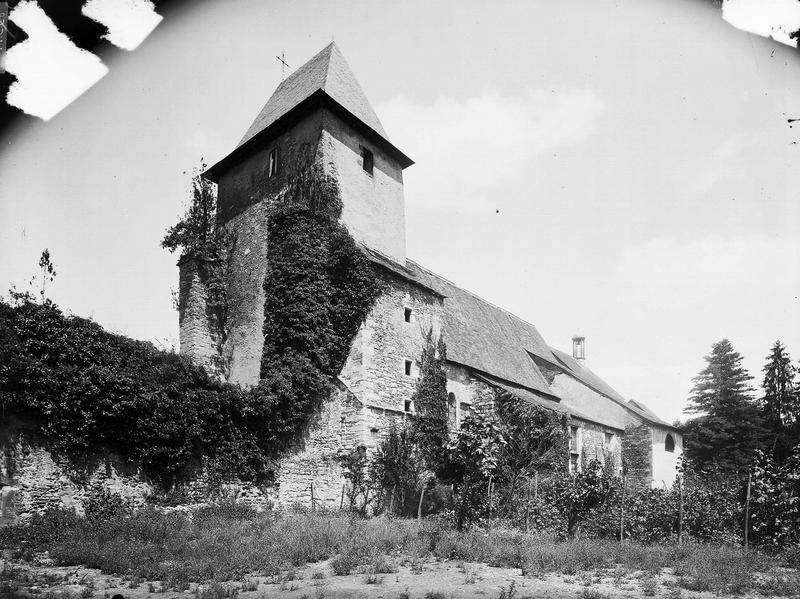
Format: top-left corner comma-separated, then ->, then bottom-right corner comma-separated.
320,41 -> 336,91
545,347 -> 677,430
406,258 -> 544,330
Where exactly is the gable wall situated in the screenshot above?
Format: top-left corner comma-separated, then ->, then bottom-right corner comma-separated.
548,371 -> 639,431
651,427 -> 683,488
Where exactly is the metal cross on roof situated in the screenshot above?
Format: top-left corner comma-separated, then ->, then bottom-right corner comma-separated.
276,51 -> 290,80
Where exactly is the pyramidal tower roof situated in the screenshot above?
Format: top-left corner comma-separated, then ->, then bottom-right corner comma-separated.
238,42 -> 390,147
206,42 -> 411,181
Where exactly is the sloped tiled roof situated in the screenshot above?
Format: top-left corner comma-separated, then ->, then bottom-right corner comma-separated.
238,42 -> 389,148
405,259 -> 558,397
473,372 -> 595,422
364,250 -> 675,430
548,348 -> 674,428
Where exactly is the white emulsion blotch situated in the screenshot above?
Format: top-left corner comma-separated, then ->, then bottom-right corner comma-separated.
5,1 -> 108,121
722,0 -> 800,48
82,0 -> 163,51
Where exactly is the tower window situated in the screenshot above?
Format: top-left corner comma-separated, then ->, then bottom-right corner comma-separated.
404,307 -> 412,323
404,360 -> 413,376
605,432 -> 614,445
665,434 -> 675,453
361,147 -> 374,175
404,399 -> 414,412
268,147 -> 279,178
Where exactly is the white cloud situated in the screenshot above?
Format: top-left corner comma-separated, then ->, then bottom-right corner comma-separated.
82,0 -> 162,51
5,1 -> 108,121
723,0 -> 800,48
378,88 -> 604,211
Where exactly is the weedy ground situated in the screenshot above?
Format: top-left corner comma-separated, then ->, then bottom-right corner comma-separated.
0,506 -> 798,598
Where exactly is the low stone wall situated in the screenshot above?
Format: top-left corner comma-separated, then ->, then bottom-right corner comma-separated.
0,443 -> 153,522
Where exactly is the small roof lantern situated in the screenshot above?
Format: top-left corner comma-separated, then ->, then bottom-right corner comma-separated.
572,335 -> 585,361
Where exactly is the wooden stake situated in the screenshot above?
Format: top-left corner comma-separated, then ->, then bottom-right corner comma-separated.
619,473 -> 626,544
340,483 -> 345,510
417,486 -> 426,519
678,477 -> 684,545
744,471 -> 752,550
525,477 -> 532,533
310,482 -> 315,511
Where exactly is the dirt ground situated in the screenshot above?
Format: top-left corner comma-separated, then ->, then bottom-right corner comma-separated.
5,555 -> 796,599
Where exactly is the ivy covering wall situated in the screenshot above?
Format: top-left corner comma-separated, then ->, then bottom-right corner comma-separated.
0,148 -> 383,490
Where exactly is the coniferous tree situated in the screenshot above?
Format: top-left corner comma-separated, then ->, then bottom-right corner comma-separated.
762,341 -> 798,427
761,341 -> 799,461
411,329 -> 450,475
684,339 -> 763,474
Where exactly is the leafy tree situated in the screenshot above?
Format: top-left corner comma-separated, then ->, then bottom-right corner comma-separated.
161,162 -> 233,350
750,446 -> 800,549
339,446 -> 371,514
684,339 -> 763,474
370,425 -> 424,516
548,458 -> 614,537
494,391 -> 568,516
161,161 -> 221,258
443,412 -> 506,530
29,249 -> 57,303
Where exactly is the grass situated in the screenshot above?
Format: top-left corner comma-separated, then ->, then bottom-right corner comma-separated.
1,505 -> 798,596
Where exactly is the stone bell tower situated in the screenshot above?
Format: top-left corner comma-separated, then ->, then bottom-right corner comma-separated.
179,42 -> 414,386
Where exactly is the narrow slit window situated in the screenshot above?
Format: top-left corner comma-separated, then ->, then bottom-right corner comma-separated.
362,147 -> 374,174
404,399 -> 414,412
268,147 -> 279,178
404,307 -> 412,323
665,434 -> 675,453
404,360 -> 413,376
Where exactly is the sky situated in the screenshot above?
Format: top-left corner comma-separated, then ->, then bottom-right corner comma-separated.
0,0 -> 798,424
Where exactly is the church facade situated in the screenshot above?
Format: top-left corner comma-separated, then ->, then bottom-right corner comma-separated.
179,43 -> 682,508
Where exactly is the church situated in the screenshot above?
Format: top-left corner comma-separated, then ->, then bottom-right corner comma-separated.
179,43 -> 682,507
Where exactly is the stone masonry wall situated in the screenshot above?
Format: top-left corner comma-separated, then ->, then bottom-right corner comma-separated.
0,444 -> 152,522
0,441 -> 277,524
319,109 -> 407,263
205,112 -> 324,387
340,271 -> 444,413
178,258 -> 220,373
273,384 -> 361,509
623,423 -> 653,490
575,419 -> 622,474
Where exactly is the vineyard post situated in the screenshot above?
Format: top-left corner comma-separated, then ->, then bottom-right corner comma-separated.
619,472 -> 626,544
744,470 -> 752,550
678,476 -> 684,545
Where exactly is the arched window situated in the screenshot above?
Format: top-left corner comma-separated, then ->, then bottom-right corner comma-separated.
665,434 -> 675,453
448,392 -> 456,406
